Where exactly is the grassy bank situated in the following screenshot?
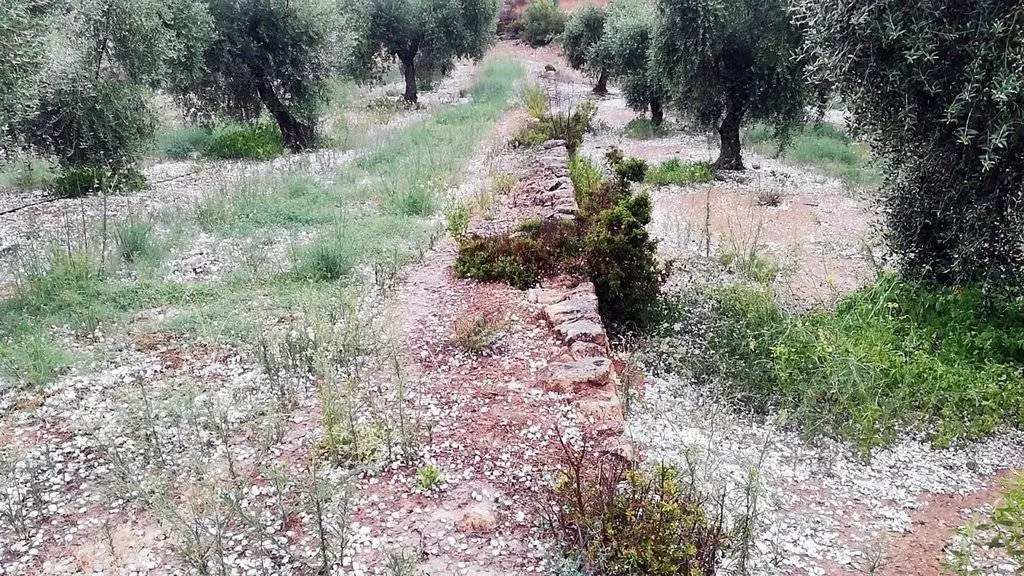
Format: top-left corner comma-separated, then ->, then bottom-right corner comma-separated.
743,122 -> 880,189
0,57 -> 525,388
654,275 -> 1024,449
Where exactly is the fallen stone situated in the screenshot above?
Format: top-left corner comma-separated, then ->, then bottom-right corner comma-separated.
553,202 -> 577,215
528,288 -> 565,305
570,341 -> 606,358
455,504 -> 498,533
546,357 -> 612,392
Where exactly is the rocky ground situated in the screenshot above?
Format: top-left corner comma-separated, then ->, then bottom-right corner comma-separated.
1,39 -> 1020,576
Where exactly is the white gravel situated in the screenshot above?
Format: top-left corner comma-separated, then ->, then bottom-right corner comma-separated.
629,374 -> 1024,575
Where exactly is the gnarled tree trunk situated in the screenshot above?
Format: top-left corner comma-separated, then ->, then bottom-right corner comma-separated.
650,97 -> 664,126
400,51 -> 417,105
715,98 -> 744,170
593,71 -> 608,95
256,80 -> 315,151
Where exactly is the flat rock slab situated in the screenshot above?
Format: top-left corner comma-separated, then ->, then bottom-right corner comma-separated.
545,357 -> 613,393
544,295 -> 599,325
554,319 -> 608,348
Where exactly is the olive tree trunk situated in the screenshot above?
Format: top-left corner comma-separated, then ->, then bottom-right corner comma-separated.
256,80 -> 315,151
593,71 -> 608,95
715,98 -> 744,170
400,52 -> 417,105
650,97 -> 664,126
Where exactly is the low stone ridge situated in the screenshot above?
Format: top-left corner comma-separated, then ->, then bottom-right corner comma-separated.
510,143 -> 630,457
511,140 -> 579,221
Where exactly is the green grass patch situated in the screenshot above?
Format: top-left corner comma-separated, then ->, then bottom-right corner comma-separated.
742,122 -> 880,188
622,118 -> 670,140
203,123 -> 284,161
114,218 -> 160,264
645,158 -> 715,186
197,175 -> 343,233
659,275 -> 1024,449
0,157 -> 58,190
0,249 -> 219,386
154,126 -> 215,160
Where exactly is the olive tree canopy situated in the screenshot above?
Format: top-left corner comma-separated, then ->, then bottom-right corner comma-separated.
352,0 -> 500,104
794,0 -> 1024,286
651,0 -> 808,169
562,4 -> 608,94
6,0 -> 210,170
597,0 -> 667,125
170,0 -> 344,151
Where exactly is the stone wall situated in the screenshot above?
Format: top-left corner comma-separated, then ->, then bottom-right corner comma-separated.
514,141 -> 629,453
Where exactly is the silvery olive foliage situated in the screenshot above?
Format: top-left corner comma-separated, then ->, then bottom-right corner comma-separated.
561,5 -> 608,94
651,0 -> 808,169
0,1 -> 48,141
170,0 -> 347,151
350,0 -> 500,104
795,0 -> 1024,286
4,0 -> 210,171
595,0 -> 668,125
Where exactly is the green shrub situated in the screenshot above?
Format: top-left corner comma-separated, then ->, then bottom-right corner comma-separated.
585,192 -> 668,329
454,219 -> 582,289
522,85 -> 549,119
605,147 -> 648,186
457,157 -> 666,330
511,93 -> 595,154
546,442 -> 729,576
51,166 -> 148,198
114,219 -> 157,263
203,124 -> 284,161
521,0 -> 566,47
949,474 -> 1024,573
660,276 -> 1024,448
155,126 -> 214,160
568,154 -> 603,202
444,201 -> 471,240
645,158 -> 715,186
511,125 -> 554,149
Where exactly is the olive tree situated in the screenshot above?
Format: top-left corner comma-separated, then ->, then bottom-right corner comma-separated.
795,0 -> 1024,286
597,0 -> 667,125
562,4 -> 608,93
0,1 -> 47,142
7,0 -> 209,173
354,0 -> 499,104
651,0 -> 807,169
171,0 -> 343,151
